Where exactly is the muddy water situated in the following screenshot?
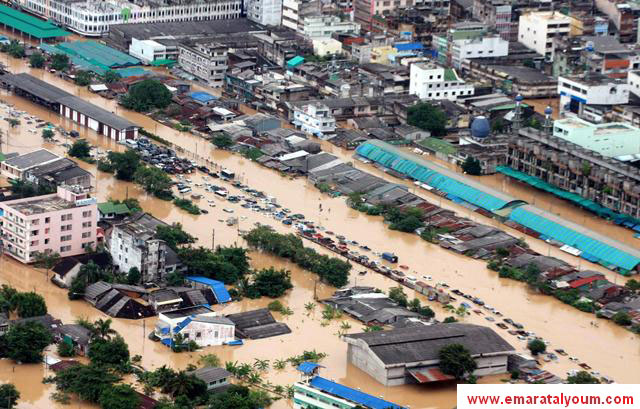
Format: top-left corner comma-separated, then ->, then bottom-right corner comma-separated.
0,57 -> 638,408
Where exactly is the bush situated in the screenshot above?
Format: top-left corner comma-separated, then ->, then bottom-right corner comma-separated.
527,339 -> 546,355
68,139 -> 91,159
30,51 -> 45,68
267,300 -> 285,312
248,267 -> 293,298
57,342 -> 76,357
121,79 -> 172,112
173,198 -> 201,215
612,311 -> 632,326
51,53 -> 69,71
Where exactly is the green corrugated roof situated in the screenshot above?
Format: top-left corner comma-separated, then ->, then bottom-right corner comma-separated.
287,56 -> 305,67
0,5 -> 70,39
444,68 -> 458,82
98,202 -> 130,215
419,137 -> 458,155
488,103 -> 529,111
150,59 -> 176,66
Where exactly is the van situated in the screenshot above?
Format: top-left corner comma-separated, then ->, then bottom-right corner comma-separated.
381,252 -> 398,263
125,139 -> 138,148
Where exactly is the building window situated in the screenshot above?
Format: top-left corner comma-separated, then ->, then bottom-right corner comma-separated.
82,232 -> 91,238
31,230 -> 39,236
82,221 -> 92,228
82,211 -> 92,217
44,238 -> 49,244
61,235 -> 72,242
60,245 -> 71,252
61,214 -> 73,221
61,224 -> 73,231
45,217 -> 50,224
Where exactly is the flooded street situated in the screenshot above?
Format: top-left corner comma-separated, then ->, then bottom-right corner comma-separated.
0,55 -> 637,408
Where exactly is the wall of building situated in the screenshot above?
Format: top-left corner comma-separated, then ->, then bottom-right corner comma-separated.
346,342 -> 391,385
129,38 -> 167,63
518,12 -> 570,60
246,0 -> 283,26
180,321 -> 235,346
409,64 -> 474,100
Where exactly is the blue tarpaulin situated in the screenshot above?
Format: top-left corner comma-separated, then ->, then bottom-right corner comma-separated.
309,377 -> 406,409
186,276 -> 231,303
297,362 -> 324,374
394,42 -> 423,51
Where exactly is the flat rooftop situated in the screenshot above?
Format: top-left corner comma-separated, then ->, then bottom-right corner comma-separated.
5,194 -> 76,215
4,149 -> 59,170
556,117 -> 638,135
110,19 -> 265,40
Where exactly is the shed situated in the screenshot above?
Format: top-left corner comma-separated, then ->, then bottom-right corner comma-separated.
185,276 -> 231,303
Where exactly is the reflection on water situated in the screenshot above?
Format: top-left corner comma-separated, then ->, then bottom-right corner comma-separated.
0,54 -> 636,409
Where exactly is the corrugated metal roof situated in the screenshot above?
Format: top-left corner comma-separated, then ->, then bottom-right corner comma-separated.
0,5 -> 70,38
185,276 -> 231,303
356,140 -> 514,211
394,42 -> 423,51
309,377 -> 406,409
509,207 -> 640,271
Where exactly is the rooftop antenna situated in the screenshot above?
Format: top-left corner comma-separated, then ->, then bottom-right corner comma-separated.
513,94 -> 523,135
543,105 -> 554,135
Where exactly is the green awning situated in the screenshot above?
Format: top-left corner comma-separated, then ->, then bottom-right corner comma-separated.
151,59 -> 176,66
287,56 -> 305,68
0,5 -> 70,39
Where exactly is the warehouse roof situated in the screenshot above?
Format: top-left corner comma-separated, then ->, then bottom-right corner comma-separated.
0,5 -> 70,39
109,19 -> 264,40
345,323 -> 514,365
308,377 -> 406,409
2,74 -> 137,130
4,149 -> 59,170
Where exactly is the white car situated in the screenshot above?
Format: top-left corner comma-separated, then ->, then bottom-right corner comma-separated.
405,276 -> 417,282
422,275 -> 432,280
223,208 -> 234,213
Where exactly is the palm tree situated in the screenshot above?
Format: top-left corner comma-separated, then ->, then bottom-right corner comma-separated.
236,363 -> 252,378
273,385 -> 285,395
340,321 -> 351,331
443,304 -> 455,312
92,318 -> 116,340
285,385 -> 295,398
225,361 -> 239,376
166,370 -> 194,397
273,359 -> 287,370
253,358 -> 270,372
198,353 -> 221,368
304,302 -> 316,312
247,371 -> 262,385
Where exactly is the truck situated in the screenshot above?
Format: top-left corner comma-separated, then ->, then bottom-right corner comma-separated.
381,252 -> 398,263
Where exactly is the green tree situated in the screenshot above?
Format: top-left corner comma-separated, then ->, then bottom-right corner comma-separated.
438,343 -> 477,380
11,292 -> 47,318
7,41 -> 25,58
197,353 -> 221,368
461,157 -> 482,175
52,363 -> 119,403
7,118 -> 19,128
75,70 -> 93,86
612,311 -> 632,326
177,246 -> 250,284
6,321 -> 53,363
407,102 -> 447,136
133,166 -> 173,197
126,267 -> 141,285
88,335 -> 129,367
92,318 -> 117,341
156,224 -> 196,251
42,128 -> 55,140
567,371 -> 600,384
9,180 -> 55,199
527,339 -> 546,355
32,251 -> 60,280
248,267 -> 293,298
51,53 -> 70,71
121,79 -> 172,112
0,384 -> 20,409
212,134 -> 233,149
29,52 -> 45,68
625,279 -> 640,292
163,371 -> 206,400
443,316 -> 458,323
103,70 -> 121,84
98,384 -> 140,409
68,139 -> 91,159
106,150 -> 140,181
253,358 -> 270,371
388,286 -> 408,307
491,118 -> 504,133
208,385 -> 272,409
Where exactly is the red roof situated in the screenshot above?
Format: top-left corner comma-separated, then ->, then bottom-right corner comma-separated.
49,360 -> 81,372
136,392 -> 157,409
569,275 -> 603,289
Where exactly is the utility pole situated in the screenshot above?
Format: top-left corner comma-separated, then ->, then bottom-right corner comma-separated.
211,228 -> 215,250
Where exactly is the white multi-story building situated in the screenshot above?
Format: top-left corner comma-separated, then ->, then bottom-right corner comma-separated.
409,63 -> 474,100
282,0 -> 320,31
558,74 -> 630,119
451,35 -> 509,68
19,0 -> 242,37
518,11 -> 570,61
245,0 -> 282,26
178,43 -> 228,88
293,103 -> 336,137
129,38 -> 170,64
302,15 -> 360,38
155,307 -> 235,347
109,213 -> 180,282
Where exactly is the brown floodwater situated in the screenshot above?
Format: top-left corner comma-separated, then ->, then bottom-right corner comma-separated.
0,56 -> 638,409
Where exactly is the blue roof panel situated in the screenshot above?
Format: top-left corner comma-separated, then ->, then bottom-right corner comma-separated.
297,362 -> 324,374
394,42 -> 423,51
309,377 -> 406,409
186,276 -> 231,303
188,91 -> 216,103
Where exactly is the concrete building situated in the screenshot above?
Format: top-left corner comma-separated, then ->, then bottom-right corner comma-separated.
449,35 -> 509,69
302,15 -> 360,39
129,38 -> 170,64
0,186 -> 98,263
409,63 -> 474,100
312,38 -> 342,57
552,117 -> 640,159
282,0 -> 321,32
245,0 -> 282,26
518,11 -> 570,61
344,323 -> 514,385
507,127 -> 640,219
472,0 -> 516,41
1,149 -> 60,180
594,0 -> 635,43
189,367 -> 232,391
155,306 -> 235,347
108,213 -> 181,283
292,103 -> 336,137
178,43 -> 228,88
354,0 -> 413,30
19,0 -> 242,37
294,375 -> 406,408
25,158 -> 93,191
558,74 -> 630,121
